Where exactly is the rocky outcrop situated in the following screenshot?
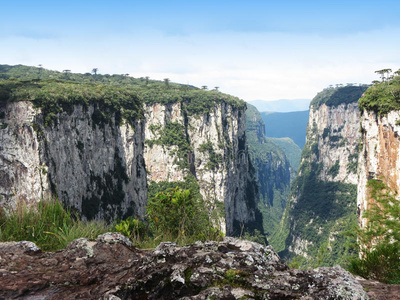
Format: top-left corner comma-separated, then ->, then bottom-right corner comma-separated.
280,86 -> 366,265
0,234 -> 369,299
357,110 -> 400,227
0,97 -> 260,235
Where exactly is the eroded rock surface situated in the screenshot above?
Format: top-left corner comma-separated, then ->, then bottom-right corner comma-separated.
0,234 -> 368,299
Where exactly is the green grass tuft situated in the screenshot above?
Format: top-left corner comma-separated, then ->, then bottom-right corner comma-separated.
0,200 -> 110,252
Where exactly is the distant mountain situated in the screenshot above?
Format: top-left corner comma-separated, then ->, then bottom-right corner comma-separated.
248,99 -> 310,113
261,110 -> 309,149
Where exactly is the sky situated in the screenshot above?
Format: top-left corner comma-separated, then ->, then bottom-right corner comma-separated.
1,0 -> 400,102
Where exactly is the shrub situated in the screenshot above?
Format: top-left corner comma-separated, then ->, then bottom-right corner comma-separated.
146,187 -> 223,245
114,217 -> 146,242
348,179 -> 400,283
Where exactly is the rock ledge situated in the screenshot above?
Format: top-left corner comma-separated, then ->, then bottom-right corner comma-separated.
0,234 -> 368,299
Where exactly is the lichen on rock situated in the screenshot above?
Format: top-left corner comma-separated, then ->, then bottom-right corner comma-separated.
0,235 -> 369,299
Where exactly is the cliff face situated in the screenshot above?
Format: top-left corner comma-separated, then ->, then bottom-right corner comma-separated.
0,101 -> 147,222
245,104 -> 291,249
280,86 -> 366,266
307,102 -> 360,184
0,97 -> 259,235
144,102 -> 260,235
357,110 -> 400,227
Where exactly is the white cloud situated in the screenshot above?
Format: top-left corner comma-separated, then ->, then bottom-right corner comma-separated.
2,26 -> 399,101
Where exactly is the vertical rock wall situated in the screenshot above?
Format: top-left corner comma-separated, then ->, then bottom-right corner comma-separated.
280,86 -> 365,265
358,110 -> 400,227
143,102 -> 260,235
0,99 -> 260,235
0,101 -> 147,222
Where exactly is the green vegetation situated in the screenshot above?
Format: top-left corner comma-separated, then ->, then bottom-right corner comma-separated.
0,64 -> 245,123
147,176 -> 203,212
327,160 -> 340,178
0,78 -> 143,127
198,141 -> 222,170
281,162 -> 358,267
0,185 -> 222,252
146,121 -> 192,170
310,85 -> 369,110
347,152 -> 359,174
277,102 -> 358,266
269,137 -> 301,172
245,104 -> 291,249
349,180 -> 400,284
0,200 -> 110,252
144,174 -> 225,246
145,187 -> 223,246
219,269 -> 250,288
261,110 -> 309,149
359,70 -> 400,115
114,217 -> 146,242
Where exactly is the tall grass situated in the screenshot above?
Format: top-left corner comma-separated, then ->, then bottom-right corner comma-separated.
0,200 -> 110,252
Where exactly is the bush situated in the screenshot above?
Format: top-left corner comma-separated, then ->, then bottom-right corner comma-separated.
147,187 -> 223,245
349,242 -> 400,284
114,217 -> 146,242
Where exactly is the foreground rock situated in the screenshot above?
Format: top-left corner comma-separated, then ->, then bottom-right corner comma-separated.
0,234 -> 368,299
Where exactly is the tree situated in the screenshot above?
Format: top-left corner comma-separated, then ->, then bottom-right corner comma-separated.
163,78 -> 170,88
92,68 -> 98,75
145,76 -> 149,85
375,68 -> 392,82
37,64 -> 43,79
201,85 -> 208,90
63,70 -> 71,80
214,86 -> 219,92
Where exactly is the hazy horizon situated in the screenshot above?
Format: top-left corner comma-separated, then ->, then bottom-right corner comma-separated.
2,0 -> 399,102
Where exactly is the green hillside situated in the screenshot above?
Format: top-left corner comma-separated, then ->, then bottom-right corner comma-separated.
269,137 -> 301,172
246,104 -> 292,247
260,110 -> 309,149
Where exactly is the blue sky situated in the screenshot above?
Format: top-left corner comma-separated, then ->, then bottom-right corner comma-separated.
1,0 -> 400,101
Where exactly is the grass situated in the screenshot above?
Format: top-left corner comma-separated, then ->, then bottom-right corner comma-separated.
0,200 -> 111,252
0,197 -> 224,252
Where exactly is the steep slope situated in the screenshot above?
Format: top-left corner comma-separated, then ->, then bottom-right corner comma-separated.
268,137 -> 302,172
261,110 -> 309,149
0,65 -> 262,236
357,74 -> 400,229
245,104 -> 291,248
279,85 -> 368,266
